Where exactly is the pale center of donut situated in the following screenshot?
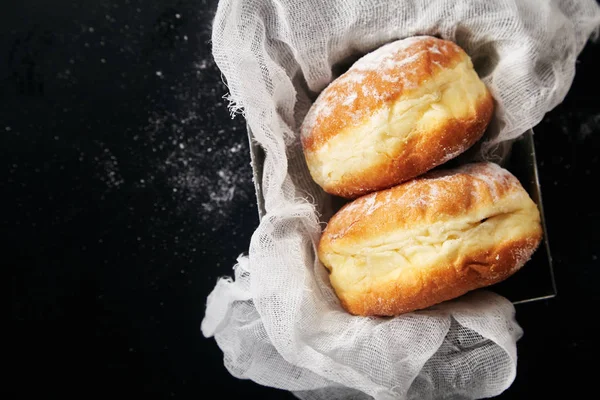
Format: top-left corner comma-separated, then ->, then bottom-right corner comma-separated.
322,193 -> 540,293
307,56 -> 489,186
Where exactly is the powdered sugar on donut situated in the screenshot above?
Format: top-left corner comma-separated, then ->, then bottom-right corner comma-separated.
300,36 -> 467,147
343,92 -> 358,106
327,162 -> 527,241
459,162 -> 522,200
352,44 -> 421,73
301,90 -> 334,139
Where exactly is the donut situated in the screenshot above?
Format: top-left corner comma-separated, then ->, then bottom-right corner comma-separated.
301,36 -> 494,198
318,162 -> 542,316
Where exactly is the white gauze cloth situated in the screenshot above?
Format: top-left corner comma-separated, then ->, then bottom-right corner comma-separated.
202,1 -> 600,399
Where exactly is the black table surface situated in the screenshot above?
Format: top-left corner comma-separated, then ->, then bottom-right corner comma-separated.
5,1 -> 599,398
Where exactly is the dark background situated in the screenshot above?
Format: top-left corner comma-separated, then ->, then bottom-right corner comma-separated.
4,1 -> 599,398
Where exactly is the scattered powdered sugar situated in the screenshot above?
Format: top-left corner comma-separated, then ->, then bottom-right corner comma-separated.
301,36 -> 455,137
423,162 -> 521,203
429,44 -> 442,55
356,51 -> 421,73
438,146 -> 468,165
404,175 -> 458,210
329,192 -> 379,239
161,133 -> 252,222
424,184 -> 442,202
94,142 -> 125,189
141,99 -> 252,226
510,238 -> 538,273
460,162 -> 518,199
351,37 -> 423,71
345,72 -> 367,84
327,163 -> 525,243
363,192 -> 378,215
578,112 -> 600,140
343,91 -> 358,106
338,192 -> 375,216
204,168 -> 240,210
301,89 -> 334,138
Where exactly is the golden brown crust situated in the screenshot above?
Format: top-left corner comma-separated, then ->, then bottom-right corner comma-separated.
318,162 -> 543,316
320,162 -> 521,244
301,37 -> 465,151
